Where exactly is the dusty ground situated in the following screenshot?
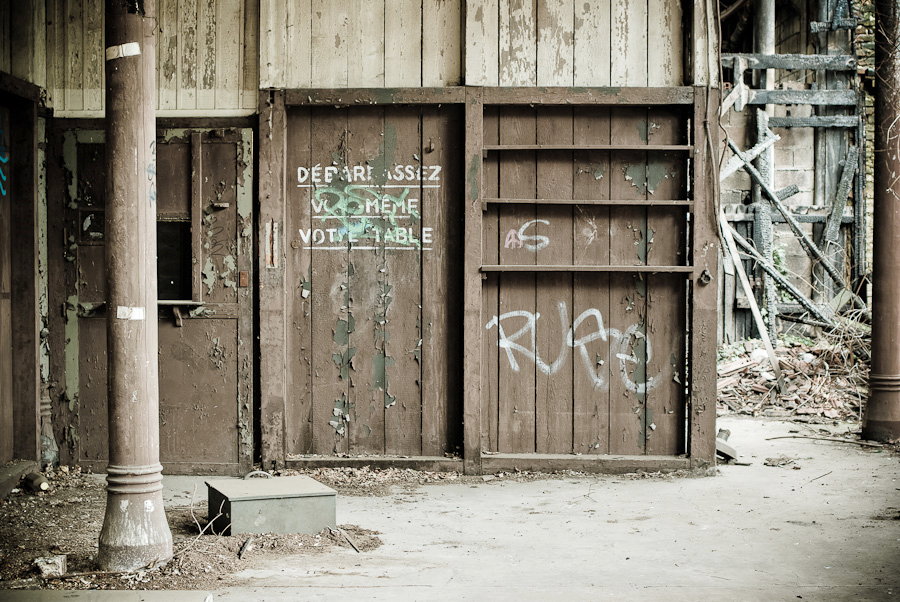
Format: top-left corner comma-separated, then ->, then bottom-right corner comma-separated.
1,415 -> 898,599
0,467 -> 381,591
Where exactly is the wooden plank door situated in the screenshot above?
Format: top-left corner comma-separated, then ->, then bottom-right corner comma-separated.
60,127 -> 253,474
477,101 -> 692,459
277,105 -> 464,459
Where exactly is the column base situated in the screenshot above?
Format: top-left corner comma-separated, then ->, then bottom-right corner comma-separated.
98,465 -> 173,571
864,374 -> 900,442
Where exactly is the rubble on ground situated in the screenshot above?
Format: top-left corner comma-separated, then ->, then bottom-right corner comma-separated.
717,336 -> 869,422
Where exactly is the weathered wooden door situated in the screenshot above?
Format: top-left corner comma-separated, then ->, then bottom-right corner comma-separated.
471,92 -> 699,463
267,105 -> 464,459
0,107 -> 11,463
61,127 -> 253,474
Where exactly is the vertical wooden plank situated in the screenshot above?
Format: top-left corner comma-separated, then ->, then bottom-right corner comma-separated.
423,0 -> 462,86
177,0 -> 198,110
30,0 -> 47,89
311,0 -> 349,87
82,0 -> 102,112
285,108 -> 313,455
214,0 -> 242,110
610,0 -> 647,87
383,108 -> 423,455
572,106 -> 611,454
497,106 -> 536,453
260,0 -> 285,88
421,106 -> 463,455
48,1 -> 62,111
464,0 -> 499,86
197,0 -> 217,109
11,0 -> 33,83
11,101 -> 40,460
0,1 -> 11,73
241,0 -> 259,111
499,0 -> 536,86
64,0 -> 84,112
573,0 -> 610,86
284,0 -> 310,88
463,87 -> 484,473
0,109 -> 11,462
647,0 -> 682,86
158,0 -> 179,111
385,0 -> 422,86
607,106 -> 648,455
309,107 -> 351,454
535,108 -> 573,453
689,87 -> 719,465
536,0 -> 573,86
347,107 -> 388,455
348,0 -> 385,87
481,106 -> 499,454
644,109 -> 686,456
258,91 -> 287,466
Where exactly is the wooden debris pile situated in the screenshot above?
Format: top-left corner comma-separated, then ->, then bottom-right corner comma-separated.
717,339 -> 868,421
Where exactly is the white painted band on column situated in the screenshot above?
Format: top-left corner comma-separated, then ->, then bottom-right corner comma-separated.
116,306 -> 145,320
105,42 -> 141,61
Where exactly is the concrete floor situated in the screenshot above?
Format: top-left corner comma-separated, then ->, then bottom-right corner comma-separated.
160,417 -> 900,601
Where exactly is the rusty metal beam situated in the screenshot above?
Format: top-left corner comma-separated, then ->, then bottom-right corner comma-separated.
98,0 -> 172,571
865,0 -> 900,441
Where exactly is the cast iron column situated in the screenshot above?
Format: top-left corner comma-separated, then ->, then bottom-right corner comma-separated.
866,0 -> 900,441
98,0 -> 173,570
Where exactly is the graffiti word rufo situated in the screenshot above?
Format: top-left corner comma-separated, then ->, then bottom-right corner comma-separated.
485,302 -> 660,394
296,164 -> 441,251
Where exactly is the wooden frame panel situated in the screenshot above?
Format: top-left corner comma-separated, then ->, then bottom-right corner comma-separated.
257,80 -> 719,473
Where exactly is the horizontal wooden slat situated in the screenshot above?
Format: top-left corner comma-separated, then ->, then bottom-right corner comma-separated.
483,144 -> 693,151
481,453 -> 692,474
482,198 -> 692,210
285,456 -> 464,471
483,86 -> 694,105
480,265 -> 694,273
283,87 -> 467,105
768,115 -> 859,128
747,89 -> 857,106
722,53 -> 857,71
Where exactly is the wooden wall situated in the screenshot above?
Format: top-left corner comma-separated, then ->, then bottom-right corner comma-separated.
35,0 -> 258,117
0,1 -> 702,112
260,0 -> 686,89
0,0 -> 48,88
466,0 -> 683,87
259,0 -> 463,88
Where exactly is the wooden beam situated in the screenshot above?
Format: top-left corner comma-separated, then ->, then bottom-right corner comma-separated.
722,53 -> 857,71
10,97 -> 39,461
480,454 -> 692,474
726,139 -> 857,297
747,89 -> 857,106
688,87 -> 720,467
768,115 -> 860,128
283,88 -> 466,106
482,198 -> 693,209
483,144 -> 692,151
0,72 -> 42,103
462,87 -> 483,476
729,225 -> 835,326
480,265 -> 694,273
257,90 -> 287,469
482,86 -> 695,105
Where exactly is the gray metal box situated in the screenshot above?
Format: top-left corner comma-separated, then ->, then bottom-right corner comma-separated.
205,476 -> 337,535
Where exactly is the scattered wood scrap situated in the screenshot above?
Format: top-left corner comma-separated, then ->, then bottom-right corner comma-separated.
717,340 -> 867,421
